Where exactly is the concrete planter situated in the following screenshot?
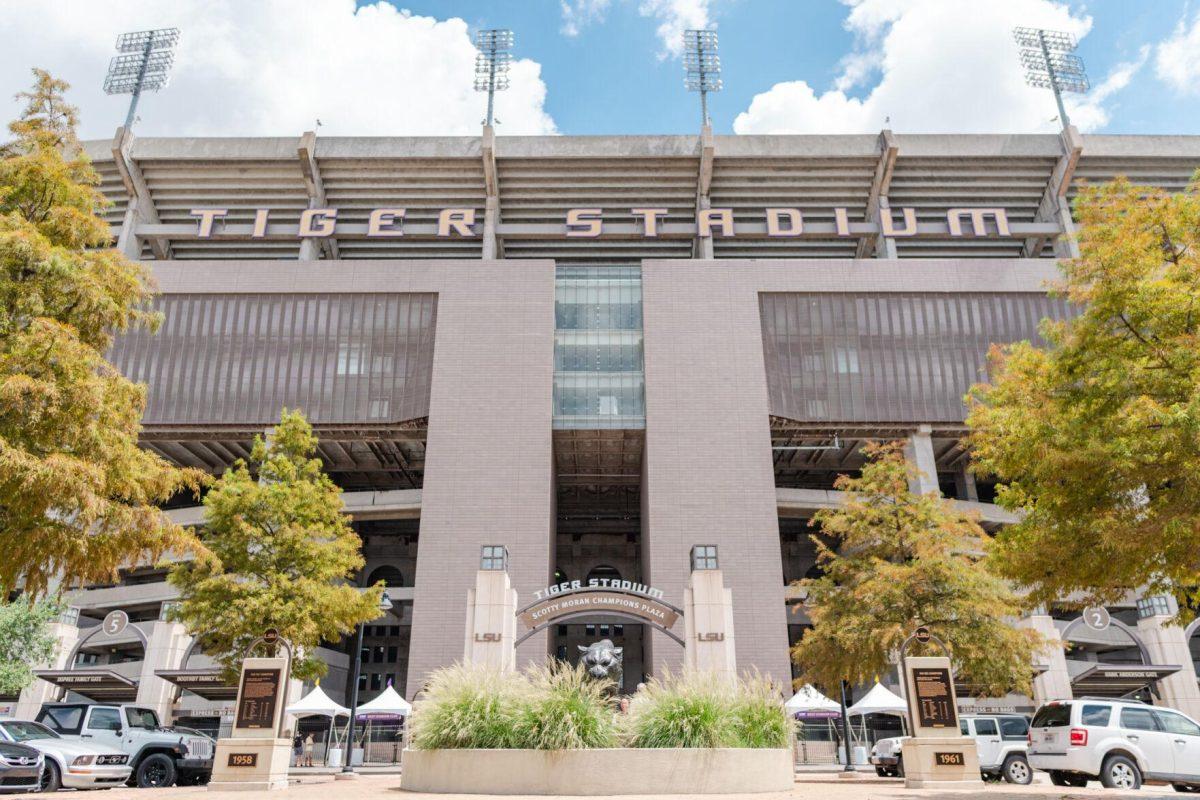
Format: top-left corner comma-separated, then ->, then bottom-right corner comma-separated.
401,747 -> 793,794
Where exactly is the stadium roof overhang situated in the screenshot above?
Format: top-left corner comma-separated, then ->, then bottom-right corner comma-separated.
34,669 -> 139,702
155,668 -> 238,701
1070,663 -> 1182,696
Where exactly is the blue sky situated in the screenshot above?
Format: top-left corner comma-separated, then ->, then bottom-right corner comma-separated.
1,1 -> 1197,139
395,0 -> 1198,136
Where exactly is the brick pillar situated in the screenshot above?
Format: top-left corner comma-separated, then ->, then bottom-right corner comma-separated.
1020,614 -> 1072,705
640,260 -> 790,688
406,262 -> 555,699
137,620 -> 192,723
1137,597 -> 1200,718
15,621 -> 80,719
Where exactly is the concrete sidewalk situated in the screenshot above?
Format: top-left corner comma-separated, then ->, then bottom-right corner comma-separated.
83,772 -> 1181,800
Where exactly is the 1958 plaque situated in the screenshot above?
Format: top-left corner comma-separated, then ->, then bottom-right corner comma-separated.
912,667 -> 957,729
234,668 -> 281,730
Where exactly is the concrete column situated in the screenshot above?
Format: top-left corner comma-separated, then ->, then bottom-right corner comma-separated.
463,570 -> 518,671
683,569 -> 736,680
1020,614 -> 1072,705
640,260 -> 791,686
1137,599 -> 1200,718
405,261 -> 555,700
136,620 -> 192,723
873,197 -> 899,259
14,622 -> 80,719
903,424 -> 940,495
694,196 -> 715,259
116,202 -> 143,259
482,196 -> 499,260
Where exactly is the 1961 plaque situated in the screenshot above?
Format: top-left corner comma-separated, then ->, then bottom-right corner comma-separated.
234,668 -> 281,730
912,667 -> 957,729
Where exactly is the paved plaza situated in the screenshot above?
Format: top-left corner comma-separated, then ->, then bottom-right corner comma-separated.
81,773 -> 1183,800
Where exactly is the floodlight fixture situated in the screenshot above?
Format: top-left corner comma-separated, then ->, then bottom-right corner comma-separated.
474,28 -> 514,127
104,27 -> 180,130
1013,26 -> 1089,128
684,29 -> 722,128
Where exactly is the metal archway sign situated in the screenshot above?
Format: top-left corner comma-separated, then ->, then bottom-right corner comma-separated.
515,587 -> 685,646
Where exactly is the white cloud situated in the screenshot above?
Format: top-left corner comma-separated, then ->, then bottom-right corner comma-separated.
0,0 -> 557,140
561,0 -> 613,37
558,0 -> 712,58
1155,9 -> 1200,95
638,0 -> 713,58
734,0 -> 1142,135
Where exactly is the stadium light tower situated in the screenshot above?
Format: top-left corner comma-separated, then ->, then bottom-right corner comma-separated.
104,28 -> 180,131
1013,26 -> 1089,129
474,28 -> 513,127
684,29 -> 722,128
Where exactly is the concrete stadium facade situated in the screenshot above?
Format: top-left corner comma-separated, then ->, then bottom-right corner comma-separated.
6,124 -> 1200,739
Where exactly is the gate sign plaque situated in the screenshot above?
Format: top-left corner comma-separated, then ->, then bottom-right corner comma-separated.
912,667 -> 958,730
234,668 -> 282,730
518,590 -> 680,632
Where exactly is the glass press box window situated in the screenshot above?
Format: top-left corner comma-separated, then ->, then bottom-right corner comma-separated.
553,265 -> 645,430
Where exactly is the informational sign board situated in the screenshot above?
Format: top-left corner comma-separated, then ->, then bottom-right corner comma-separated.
903,655 -> 963,738
234,668 -> 282,730
912,667 -> 958,730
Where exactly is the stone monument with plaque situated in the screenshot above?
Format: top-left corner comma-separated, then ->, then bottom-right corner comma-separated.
898,629 -> 982,789
208,631 -> 293,791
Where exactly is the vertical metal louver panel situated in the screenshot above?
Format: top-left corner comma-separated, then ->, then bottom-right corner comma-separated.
553,265 -> 646,429
109,293 -> 437,425
760,292 -> 1075,423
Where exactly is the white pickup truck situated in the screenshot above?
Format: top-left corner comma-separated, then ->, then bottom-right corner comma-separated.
869,713 -> 1032,784
35,703 -> 214,788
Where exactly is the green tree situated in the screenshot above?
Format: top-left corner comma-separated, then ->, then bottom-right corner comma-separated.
0,597 -> 64,696
169,409 -> 382,680
967,176 -> 1200,613
792,442 -> 1043,698
0,70 -> 202,598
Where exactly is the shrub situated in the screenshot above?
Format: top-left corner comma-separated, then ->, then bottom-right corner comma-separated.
513,661 -> 619,750
409,663 -> 526,750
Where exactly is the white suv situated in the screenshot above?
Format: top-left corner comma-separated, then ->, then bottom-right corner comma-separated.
1028,698 -> 1200,790
870,714 -> 1032,784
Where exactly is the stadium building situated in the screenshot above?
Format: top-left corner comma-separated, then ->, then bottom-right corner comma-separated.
7,121 -> 1200,740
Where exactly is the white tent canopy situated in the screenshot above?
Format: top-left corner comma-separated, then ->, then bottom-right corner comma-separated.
847,682 -> 908,717
785,684 -> 841,714
355,684 -> 412,718
285,684 -> 349,718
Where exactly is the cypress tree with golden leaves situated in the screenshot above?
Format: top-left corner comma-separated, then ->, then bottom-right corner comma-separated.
168,409 -> 383,681
967,174 -> 1200,614
0,70 -> 203,597
792,442 -> 1042,698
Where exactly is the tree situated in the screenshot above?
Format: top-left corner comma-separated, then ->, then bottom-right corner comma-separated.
0,597 -> 63,696
0,70 -> 203,598
168,409 -> 383,680
967,175 -> 1200,613
792,442 -> 1043,698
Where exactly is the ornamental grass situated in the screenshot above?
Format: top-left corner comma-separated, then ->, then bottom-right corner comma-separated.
410,662 -> 789,750
408,663 -> 525,750
513,661 -> 619,749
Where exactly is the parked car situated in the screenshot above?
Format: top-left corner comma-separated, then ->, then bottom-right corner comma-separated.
35,704 -> 213,788
0,719 -> 131,792
1027,697 -> 1200,791
869,713 -> 1032,784
0,741 -> 43,795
